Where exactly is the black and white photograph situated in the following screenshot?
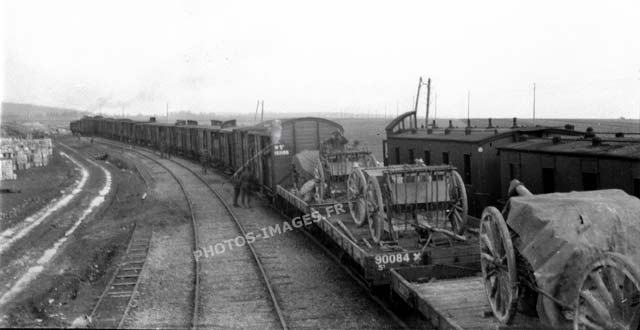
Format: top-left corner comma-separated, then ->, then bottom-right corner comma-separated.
1,0 -> 640,329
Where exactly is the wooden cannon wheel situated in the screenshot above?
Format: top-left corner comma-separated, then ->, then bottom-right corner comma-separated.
572,252 -> 640,330
347,168 -> 368,226
365,174 -> 385,243
479,206 -> 519,324
313,160 -> 326,203
448,171 -> 468,235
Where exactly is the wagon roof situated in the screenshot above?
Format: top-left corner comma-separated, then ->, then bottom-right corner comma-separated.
136,122 -> 221,129
499,137 -> 640,160
134,121 -> 171,126
234,117 -> 343,133
505,189 -> 640,307
388,127 -> 581,144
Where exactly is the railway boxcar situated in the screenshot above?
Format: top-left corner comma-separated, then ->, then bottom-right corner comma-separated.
384,112 -> 583,216
133,121 -> 154,147
218,127 -> 235,170
498,136 -> 640,198
233,117 -> 344,196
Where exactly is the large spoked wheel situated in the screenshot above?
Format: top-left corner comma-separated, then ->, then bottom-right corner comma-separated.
572,252 -> 640,330
448,171 -> 468,235
479,206 -> 518,324
314,160 -> 326,203
347,168 -> 368,226
366,175 -> 385,243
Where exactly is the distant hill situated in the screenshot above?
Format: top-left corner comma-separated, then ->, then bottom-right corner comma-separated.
1,102 -> 89,123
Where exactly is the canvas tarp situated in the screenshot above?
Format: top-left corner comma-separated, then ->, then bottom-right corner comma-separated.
292,150 -> 320,183
505,189 -> 640,322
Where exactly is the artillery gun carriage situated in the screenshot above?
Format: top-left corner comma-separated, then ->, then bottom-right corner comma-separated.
480,180 -> 640,330
313,149 -> 378,203
347,163 -> 468,247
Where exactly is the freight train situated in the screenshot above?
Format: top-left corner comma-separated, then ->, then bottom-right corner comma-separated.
70,114 -> 640,330
70,116 -> 344,196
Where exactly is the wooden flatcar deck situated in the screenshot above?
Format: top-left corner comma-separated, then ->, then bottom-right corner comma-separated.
390,266 -> 555,330
275,185 -> 479,285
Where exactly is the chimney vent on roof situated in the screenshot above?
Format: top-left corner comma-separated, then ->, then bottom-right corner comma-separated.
448,120 -> 453,128
592,136 -> 602,146
512,117 -> 518,128
615,132 -> 625,138
487,118 -> 493,128
564,124 -> 575,131
552,136 -> 562,144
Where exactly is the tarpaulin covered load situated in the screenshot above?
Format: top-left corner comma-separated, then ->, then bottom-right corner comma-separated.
505,189 -> 640,321
292,150 -> 319,183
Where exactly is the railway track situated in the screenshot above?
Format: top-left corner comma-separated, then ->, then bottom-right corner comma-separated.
165,157 -> 414,330
98,143 -> 288,329
90,225 -> 153,328
94,140 -> 410,329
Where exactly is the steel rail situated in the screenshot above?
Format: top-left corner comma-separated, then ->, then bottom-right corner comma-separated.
272,206 -> 411,330
94,141 -> 201,330
159,154 -> 290,330
99,141 -> 289,330
57,142 -> 143,329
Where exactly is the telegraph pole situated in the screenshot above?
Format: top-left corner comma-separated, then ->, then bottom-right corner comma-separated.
434,93 -> 438,127
533,83 -> 537,126
467,90 -> 471,127
260,100 -> 264,121
413,77 -> 423,113
254,100 -> 260,122
425,78 -> 431,128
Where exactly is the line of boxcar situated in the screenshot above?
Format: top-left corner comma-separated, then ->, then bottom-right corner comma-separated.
70,116 -> 347,196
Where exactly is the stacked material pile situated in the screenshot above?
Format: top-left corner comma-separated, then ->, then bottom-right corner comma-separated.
0,138 -> 53,180
0,159 -> 16,180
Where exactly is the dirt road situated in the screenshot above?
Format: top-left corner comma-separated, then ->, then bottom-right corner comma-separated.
0,138 -> 148,327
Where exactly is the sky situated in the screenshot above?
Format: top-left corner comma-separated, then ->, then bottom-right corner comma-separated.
2,0 -> 640,119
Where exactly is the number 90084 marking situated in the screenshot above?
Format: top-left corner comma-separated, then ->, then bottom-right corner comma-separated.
374,253 -> 420,270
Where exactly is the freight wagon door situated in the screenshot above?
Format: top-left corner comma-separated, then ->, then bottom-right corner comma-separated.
260,136 -> 271,189
227,134 -> 235,169
293,120 -> 322,153
191,128 -> 198,154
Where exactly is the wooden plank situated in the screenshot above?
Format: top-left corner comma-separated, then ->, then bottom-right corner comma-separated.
390,272 -> 551,330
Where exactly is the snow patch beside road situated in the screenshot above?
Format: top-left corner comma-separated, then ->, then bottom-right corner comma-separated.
0,150 -> 112,308
0,151 -> 88,255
